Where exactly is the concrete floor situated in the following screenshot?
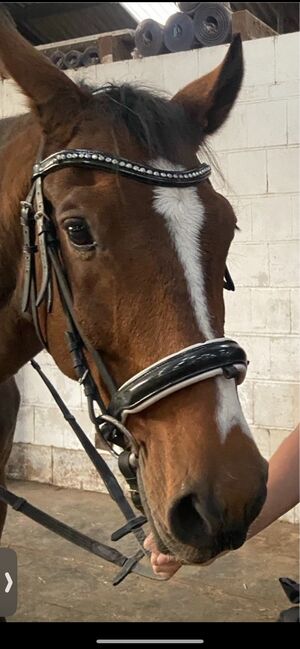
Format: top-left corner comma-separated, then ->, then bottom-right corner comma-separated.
2,480 -> 299,622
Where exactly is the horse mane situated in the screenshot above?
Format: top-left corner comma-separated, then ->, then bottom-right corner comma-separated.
82,82 -> 202,162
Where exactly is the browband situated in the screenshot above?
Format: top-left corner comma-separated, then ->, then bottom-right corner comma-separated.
32,148 -> 212,187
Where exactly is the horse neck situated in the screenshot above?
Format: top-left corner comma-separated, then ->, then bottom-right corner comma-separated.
0,114 -> 42,381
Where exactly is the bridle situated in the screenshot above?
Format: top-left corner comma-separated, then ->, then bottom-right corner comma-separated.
22,145 -> 247,485
0,143 -> 248,585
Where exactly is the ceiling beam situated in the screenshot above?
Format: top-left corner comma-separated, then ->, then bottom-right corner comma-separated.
6,3 -> 127,21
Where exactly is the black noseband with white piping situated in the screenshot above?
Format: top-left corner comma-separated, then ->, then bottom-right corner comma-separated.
108,338 -> 247,423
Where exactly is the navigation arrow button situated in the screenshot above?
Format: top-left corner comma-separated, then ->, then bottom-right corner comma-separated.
5,572 -> 13,594
0,549 -> 17,616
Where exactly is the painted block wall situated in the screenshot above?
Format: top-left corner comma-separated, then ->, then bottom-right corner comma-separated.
1,33 -> 299,524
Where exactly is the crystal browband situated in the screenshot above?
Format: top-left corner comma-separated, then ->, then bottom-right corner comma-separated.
32,149 -> 212,187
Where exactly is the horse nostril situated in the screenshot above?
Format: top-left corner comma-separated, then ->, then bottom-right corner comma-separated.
169,493 -> 210,546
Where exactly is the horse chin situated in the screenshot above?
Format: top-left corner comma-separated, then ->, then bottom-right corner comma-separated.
137,468 -> 218,565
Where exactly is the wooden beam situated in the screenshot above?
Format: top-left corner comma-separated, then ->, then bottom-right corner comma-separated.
37,28 -> 135,61
97,31 -> 135,64
232,9 -> 277,40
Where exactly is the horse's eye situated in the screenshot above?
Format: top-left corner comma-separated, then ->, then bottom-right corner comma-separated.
64,218 -> 95,248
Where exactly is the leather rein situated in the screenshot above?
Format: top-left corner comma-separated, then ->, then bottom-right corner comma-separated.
0,145 -> 248,585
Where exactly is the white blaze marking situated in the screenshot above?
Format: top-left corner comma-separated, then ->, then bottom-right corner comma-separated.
151,158 -> 252,442
215,376 -> 253,440
151,158 -> 213,340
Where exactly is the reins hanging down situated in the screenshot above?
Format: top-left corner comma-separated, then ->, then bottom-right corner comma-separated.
1,144 -> 248,584
0,359 -> 154,586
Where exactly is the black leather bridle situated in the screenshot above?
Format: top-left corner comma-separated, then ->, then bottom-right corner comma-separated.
0,145 -> 248,585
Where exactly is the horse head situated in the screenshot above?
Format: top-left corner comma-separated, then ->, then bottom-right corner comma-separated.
0,15 -> 268,564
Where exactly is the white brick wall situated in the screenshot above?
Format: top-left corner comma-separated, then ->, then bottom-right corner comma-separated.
1,34 -> 299,523
267,148 -> 299,194
227,150 -> 268,195
275,32 -> 300,82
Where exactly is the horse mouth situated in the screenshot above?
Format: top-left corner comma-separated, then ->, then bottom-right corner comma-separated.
136,468 -> 219,565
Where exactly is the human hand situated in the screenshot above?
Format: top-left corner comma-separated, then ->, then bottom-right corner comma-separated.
144,532 -> 182,579
144,532 -> 231,579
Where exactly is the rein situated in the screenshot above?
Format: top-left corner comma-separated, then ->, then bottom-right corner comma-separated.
0,145 -> 248,585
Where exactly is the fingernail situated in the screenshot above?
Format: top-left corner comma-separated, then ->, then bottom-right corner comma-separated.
156,554 -> 170,565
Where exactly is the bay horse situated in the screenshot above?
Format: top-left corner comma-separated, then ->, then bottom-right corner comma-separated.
0,13 -> 268,569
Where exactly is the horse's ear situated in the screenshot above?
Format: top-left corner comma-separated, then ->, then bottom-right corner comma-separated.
171,34 -> 243,137
0,9 -> 89,141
